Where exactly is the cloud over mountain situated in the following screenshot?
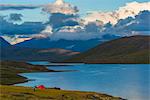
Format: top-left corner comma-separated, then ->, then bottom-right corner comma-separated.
84,1 -> 150,25
51,10 -> 150,40
105,10 -> 150,36
32,25 -> 53,38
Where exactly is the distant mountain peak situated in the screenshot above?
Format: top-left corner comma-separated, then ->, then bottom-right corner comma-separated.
0,37 -> 11,47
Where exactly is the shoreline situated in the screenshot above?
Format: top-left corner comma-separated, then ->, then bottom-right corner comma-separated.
12,71 -> 125,100
14,70 -> 78,86
61,61 -> 150,64
0,61 -> 125,100
0,85 -> 125,100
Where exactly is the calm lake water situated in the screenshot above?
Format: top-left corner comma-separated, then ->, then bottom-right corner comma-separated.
16,62 -> 150,100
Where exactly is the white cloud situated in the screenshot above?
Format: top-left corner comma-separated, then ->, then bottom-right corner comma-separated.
31,25 -> 53,38
104,10 -> 150,36
84,1 -> 150,25
84,11 -> 118,25
117,1 -> 150,19
42,0 -> 78,14
57,25 -> 84,33
1,1 -> 149,44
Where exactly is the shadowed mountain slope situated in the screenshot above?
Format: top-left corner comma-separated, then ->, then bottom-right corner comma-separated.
0,37 -> 79,62
15,34 -> 120,52
66,35 -> 150,64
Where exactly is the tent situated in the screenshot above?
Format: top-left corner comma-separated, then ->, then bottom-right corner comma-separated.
37,85 -> 46,89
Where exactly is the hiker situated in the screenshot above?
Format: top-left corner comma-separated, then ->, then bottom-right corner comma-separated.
33,86 -> 37,92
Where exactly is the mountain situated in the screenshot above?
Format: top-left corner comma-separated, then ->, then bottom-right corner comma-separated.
1,46 -> 79,62
14,34 -> 120,52
15,38 -> 101,52
66,35 -> 150,64
0,37 -> 11,47
0,37 -> 79,62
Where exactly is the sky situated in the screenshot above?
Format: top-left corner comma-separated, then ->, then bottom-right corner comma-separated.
1,0 -> 149,11
0,0 -> 150,44
0,0 -> 149,22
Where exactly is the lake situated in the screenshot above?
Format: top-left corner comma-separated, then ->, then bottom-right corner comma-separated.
16,62 -> 150,100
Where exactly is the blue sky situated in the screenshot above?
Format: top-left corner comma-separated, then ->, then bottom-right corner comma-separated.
1,0 -> 149,11
0,0 -> 149,22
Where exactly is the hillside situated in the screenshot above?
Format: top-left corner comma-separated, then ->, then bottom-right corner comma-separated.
0,61 -> 56,85
1,46 -> 79,62
0,85 -> 123,100
66,35 -> 150,64
0,37 -> 79,62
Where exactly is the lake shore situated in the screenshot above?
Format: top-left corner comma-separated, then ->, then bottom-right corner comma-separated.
0,61 -> 124,100
0,61 -> 62,85
0,85 -> 124,100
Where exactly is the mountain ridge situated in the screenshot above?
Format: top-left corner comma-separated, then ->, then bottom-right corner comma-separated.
14,34 -> 120,52
66,35 -> 150,64
0,37 -> 79,62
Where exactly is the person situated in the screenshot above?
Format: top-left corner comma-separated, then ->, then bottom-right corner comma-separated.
33,86 -> 37,92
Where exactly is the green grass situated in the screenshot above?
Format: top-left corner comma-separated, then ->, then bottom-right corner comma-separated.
0,61 -> 56,85
0,85 -> 123,100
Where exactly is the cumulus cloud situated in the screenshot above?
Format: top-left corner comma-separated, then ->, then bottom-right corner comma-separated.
32,25 -> 53,38
57,25 -> 84,33
84,11 -> 118,25
0,0 -> 80,35
41,0 -> 80,32
8,13 -> 23,21
116,1 -> 150,19
0,16 -> 46,35
48,13 -> 79,31
85,21 -> 103,33
105,10 -> 150,36
0,4 -> 40,10
84,1 -> 150,25
1,1 -> 149,43
0,0 -> 78,14
42,0 -> 78,14
127,10 -> 150,31
52,10 -> 150,40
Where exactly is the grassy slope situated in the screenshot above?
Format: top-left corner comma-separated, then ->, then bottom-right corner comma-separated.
67,35 -> 150,64
0,85 -> 123,100
0,61 -> 56,85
